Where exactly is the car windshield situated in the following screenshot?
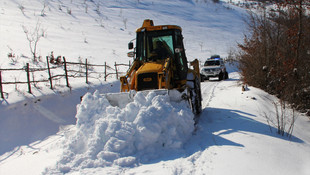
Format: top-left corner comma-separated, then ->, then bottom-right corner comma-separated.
204,60 -> 220,66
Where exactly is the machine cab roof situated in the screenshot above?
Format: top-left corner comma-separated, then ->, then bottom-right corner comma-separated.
133,19 -> 188,80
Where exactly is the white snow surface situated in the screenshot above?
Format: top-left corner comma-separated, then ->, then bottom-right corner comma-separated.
1,0 -> 310,175
49,90 -> 194,173
2,72 -> 310,175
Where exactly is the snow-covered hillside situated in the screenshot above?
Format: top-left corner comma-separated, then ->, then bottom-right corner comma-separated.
1,0 -> 244,64
0,0 -> 245,103
1,0 -> 310,175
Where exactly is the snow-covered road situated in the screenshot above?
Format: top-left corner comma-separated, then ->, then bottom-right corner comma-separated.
1,72 -> 310,175
201,80 -> 219,108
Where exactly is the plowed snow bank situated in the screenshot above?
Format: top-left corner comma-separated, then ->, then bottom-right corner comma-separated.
48,90 -> 194,173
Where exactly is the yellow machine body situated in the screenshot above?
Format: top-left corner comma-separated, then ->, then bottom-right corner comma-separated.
119,19 -> 202,115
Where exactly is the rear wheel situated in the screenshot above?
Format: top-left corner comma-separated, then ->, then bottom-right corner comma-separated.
224,71 -> 229,79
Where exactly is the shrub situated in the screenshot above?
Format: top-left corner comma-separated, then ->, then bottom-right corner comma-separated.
238,2 -> 310,115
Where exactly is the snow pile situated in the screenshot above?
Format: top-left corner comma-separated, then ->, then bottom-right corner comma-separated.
48,90 -> 194,173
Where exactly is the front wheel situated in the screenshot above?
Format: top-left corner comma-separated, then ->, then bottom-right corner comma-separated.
188,77 -> 202,116
219,72 -> 223,81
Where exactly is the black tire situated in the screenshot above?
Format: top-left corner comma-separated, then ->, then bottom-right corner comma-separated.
224,71 -> 229,79
219,72 -> 223,81
200,74 -> 204,82
188,77 -> 202,116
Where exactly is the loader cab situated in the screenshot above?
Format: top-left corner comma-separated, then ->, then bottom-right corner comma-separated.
131,20 -> 188,81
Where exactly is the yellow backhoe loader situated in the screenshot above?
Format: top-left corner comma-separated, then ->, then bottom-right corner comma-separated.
105,19 -> 202,115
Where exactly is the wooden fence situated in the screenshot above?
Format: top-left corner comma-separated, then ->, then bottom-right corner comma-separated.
0,56 -> 131,99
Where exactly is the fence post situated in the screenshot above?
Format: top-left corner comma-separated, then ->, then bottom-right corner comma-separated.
115,62 -> 118,79
26,63 -> 32,94
0,71 -> 4,99
104,62 -> 107,81
46,56 -> 53,89
63,57 -> 70,88
85,59 -> 88,84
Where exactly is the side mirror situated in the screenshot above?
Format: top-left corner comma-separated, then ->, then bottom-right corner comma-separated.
128,42 -> 134,50
175,48 -> 183,53
127,51 -> 135,58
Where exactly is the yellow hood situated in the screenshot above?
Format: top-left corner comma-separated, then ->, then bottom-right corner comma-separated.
136,62 -> 164,74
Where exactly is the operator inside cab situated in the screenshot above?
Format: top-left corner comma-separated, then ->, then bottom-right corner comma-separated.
149,40 -> 170,61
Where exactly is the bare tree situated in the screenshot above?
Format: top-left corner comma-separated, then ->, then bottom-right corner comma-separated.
199,42 -> 203,51
7,46 -> 19,65
67,7 -> 72,15
41,2 -> 48,17
238,1 -> 310,115
18,3 -> 25,16
22,20 -> 46,62
123,17 -> 128,29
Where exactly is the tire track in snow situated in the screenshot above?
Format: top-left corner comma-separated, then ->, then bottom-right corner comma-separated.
201,80 -> 219,108
192,80 -> 224,174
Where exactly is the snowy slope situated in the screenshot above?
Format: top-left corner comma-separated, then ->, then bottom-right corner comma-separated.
0,0 -> 245,103
0,0 -> 244,65
1,0 -> 310,175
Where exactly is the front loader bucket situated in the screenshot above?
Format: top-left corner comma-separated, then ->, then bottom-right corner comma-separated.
102,89 -> 186,109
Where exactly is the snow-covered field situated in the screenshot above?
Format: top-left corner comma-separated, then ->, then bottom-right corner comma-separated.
1,0 -> 310,175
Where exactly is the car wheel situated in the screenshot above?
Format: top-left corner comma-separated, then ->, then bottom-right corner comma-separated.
225,72 -> 229,79
219,72 -> 223,81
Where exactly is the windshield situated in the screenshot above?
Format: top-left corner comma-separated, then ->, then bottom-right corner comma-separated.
136,30 -> 174,61
204,60 -> 220,66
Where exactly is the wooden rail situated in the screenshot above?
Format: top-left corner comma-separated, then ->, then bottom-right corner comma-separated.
0,56 -> 131,99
